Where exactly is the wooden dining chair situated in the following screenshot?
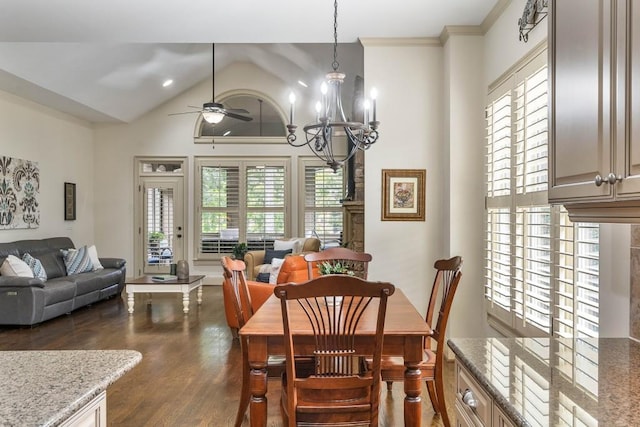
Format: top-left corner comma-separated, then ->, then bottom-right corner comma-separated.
274,275 -> 395,427
303,247 -> 372,279
366,256 -> 462,427
221,256 -> 299,427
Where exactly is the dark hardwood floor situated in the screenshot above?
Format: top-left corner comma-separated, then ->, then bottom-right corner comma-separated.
0,286 -> 455,426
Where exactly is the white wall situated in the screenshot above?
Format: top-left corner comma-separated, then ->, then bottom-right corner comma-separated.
0,90 -> 97,248
362,39 -> 445,316
444,34 -> 489,338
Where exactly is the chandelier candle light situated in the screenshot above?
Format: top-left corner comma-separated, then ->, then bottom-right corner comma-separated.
286,0 -> 380,171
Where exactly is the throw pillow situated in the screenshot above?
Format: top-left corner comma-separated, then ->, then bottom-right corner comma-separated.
22,253 -> 47,281
255,273 -> 271,283
87,245 -> 104,270
264,248 -> 292,265
269,258 -> 285,284
274,239 -> 298,253
61,246 -> 94,275
0,255 -> 34,278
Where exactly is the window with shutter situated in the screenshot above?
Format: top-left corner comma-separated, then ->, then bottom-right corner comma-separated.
195,157 -> 289,259
484,47 -> 600,337
300,159 -> 344,248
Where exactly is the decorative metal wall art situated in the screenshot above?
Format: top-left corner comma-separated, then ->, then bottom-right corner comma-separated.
0,156 -> 40,229
519,0 -> 548,42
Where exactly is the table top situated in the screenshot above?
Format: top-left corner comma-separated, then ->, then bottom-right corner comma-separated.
126,275 -> 205,285
240,288 -> 431,338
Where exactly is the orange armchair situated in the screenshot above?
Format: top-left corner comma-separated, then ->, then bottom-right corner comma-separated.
222,255 -> 319,338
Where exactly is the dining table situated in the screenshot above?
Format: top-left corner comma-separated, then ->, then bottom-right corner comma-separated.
238,287 -> 432,427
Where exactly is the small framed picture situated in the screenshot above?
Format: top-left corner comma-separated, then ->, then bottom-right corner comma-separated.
381,169 -> 426,221
64,182 -> 76,221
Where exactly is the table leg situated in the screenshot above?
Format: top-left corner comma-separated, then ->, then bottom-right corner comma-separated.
197,286 -> 203,305
127,292 -> 134,314
182,292 -> 190,314
249,364 -> 268,427
248,337 -> 268,427
404,360 -> 422,427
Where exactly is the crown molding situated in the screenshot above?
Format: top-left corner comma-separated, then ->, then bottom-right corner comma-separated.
439,25 -> 484,45
359,37 -> 441,47
481,0 -> 512,33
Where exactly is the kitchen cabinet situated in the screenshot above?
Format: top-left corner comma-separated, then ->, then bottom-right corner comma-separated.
549,0 -> 640,221
454,361 -> 514,427
60,391 -> 106,427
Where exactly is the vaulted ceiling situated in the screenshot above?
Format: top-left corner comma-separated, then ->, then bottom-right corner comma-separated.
0,0 -> 500,123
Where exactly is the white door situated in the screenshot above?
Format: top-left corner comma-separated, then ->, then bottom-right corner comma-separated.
140,177 -> 185,275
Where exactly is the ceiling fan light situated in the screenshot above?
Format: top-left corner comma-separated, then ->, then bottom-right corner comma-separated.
202,111 -> 224,124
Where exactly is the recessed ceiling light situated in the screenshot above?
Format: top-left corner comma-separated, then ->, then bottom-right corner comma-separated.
162,79 -> 174,87
297,80 -> 308,88
223,130 -> 231,136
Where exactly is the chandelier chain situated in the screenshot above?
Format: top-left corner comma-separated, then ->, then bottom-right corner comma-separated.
332,0 -> 339,71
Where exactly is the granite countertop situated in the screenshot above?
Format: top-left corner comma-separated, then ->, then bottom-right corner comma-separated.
448,337 -> 640,427
0,350 -> 142,426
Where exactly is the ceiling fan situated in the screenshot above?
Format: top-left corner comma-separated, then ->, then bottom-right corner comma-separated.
169,44 -> 253,123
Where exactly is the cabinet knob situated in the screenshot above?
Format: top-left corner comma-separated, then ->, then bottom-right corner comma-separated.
594,173 -> 623,186
462,388 -> 478,410
606,173 -> 623,185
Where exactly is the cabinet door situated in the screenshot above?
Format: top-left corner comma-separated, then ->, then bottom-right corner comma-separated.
549,0 -> 614,202
616,1 -> 640,197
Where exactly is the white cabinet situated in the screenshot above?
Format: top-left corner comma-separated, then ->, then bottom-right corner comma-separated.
549,0 -> 640,221
454,361 -> 514,427
60,391 -> 106,427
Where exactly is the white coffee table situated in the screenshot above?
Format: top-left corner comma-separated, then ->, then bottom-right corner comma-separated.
125,275 -> 205,314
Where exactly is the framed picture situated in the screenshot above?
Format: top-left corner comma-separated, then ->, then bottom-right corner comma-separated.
381,169 -> 426,221
64,182 -> 76,221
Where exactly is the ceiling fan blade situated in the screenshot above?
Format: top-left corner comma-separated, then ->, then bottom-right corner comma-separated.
187,105 -> 202,110
168,111 -> 200,116
225,108 -> 250,114
225,112 -> 253,122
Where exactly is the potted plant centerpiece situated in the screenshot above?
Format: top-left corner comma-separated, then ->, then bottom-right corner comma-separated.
317,261 -> 354,306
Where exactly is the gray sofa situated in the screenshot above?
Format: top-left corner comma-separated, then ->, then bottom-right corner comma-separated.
0,237 -> 126,325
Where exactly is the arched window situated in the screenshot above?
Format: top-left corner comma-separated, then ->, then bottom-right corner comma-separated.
194,92 -> 286,144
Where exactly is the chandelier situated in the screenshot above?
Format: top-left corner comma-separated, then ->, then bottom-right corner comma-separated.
286,0 -> 380,171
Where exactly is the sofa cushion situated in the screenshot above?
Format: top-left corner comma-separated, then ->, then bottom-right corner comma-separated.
37,251 -> 67,280
42,278 -> 76,306
87,245 -> 104,270
256,273 -> 270,283
269,258 -> 285,284
264,248 -> 292,265
0,255 -> 34,278
274,239 -> 299,253
62,246 -> 94,275
68,270 -> 114,296
22,253 -> 47,282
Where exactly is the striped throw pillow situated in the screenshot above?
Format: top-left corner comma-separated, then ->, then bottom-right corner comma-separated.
61,246 -> 94,275
22,253 -> 47,281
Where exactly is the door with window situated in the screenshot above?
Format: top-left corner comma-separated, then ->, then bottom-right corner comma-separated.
135,158 -> 187,276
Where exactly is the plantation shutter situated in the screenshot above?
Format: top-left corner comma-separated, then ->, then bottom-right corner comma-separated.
199,165 -> 240,254
484,47 -> 599,337
303,164 -> 344,247
245,164 -> 286,250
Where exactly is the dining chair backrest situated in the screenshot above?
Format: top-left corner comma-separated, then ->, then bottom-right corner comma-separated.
274,275 -> 394,427
221,256 -> 253,328
303,247 -> 372,279
425,256 -> 463,352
